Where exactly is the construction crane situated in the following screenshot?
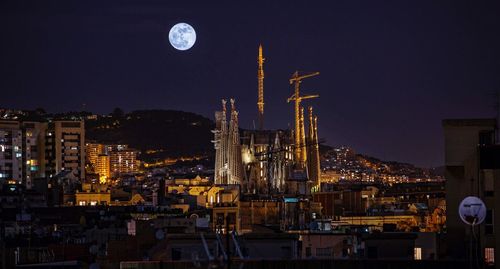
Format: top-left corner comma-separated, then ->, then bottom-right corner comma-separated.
287,71 -> 319,165
257,44 -> 265,130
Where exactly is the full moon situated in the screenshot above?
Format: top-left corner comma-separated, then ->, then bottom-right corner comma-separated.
168,23 -> 196,51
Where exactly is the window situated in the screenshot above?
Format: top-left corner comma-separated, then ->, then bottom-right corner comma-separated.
485,248 -> 495,265
305,247 -> 312,257
414,248 -> 422,260
485,210 -> 494,235
485,174 -> 494,197
485,191 -> 495,197
216,213 -> 224,225
479,131 -> 494,146
227,213 -> 236,224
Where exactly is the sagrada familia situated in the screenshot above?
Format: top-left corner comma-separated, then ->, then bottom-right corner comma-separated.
213,45 -> 321,195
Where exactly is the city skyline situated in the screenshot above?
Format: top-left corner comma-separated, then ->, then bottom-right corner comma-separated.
1,2 -> 499,267
1,1 -> 500,168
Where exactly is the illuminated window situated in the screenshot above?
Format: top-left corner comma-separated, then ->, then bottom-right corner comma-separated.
78,201 -> 86,206
90,201 -> 98,206
414,248 -> 422,260
485,248 -> 495,265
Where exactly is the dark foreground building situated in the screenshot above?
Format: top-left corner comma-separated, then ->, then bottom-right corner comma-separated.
443,119 -> 499,267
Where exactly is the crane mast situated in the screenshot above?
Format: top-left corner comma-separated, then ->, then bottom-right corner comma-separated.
257,44 -> 265,130
287,71 -> 319,166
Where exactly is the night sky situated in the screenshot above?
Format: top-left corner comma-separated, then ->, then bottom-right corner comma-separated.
1,1 -> 500,167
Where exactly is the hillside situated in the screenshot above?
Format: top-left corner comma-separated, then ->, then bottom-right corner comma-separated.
3,108 -> 434,173
85,110 -> 215,160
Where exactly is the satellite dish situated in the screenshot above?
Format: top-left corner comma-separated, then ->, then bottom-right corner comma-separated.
155,229 -> 165,240
458,196 -> 487,226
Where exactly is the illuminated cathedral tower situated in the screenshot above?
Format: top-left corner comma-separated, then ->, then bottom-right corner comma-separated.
213,99 -> 243,185
307,106 -> 321,191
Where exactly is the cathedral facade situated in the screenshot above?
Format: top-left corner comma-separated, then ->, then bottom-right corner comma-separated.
213,99 -> 243,185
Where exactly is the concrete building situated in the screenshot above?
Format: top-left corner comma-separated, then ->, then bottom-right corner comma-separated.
443,119 -> 499,267
240,200 -> 280,233
300,233 -> 355,259
46,120 -> 85,180
21,121 -> 48,188
96,154 -> 110,183
85,142 -> 105,172
75,182 -> 110,206
363,233 -> 417,260
155,233 -> 298,261
414,232 -> 438,260
211,185 -> 241,233
109,147 -> 139,176
0,120 -> 25,185
85,143 -> 139,178
0,120 -> 48,188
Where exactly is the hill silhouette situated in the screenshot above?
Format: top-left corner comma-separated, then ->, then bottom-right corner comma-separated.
85,110 -> 215,159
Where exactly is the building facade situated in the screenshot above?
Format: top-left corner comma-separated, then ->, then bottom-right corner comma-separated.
240,129 -> 293,194
96,154 -> 110,183
213,99 -> 243,185
46,120 -> 85,180
443,119 -> 499,267
1,119 -> 84,187
85,143 -> 105,172
109,148 -> 139,176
